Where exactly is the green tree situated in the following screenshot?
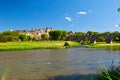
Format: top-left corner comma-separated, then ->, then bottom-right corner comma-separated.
97,36 -> 105,42
0,31 -> 20,42
41,34 -> 49,40
60,30 -> 67,40
73,32 -> 85,41
118,7 -> 120,11
2,31 -> 20,36
19,34 -> 30,41
49,30 -> 67,40
94,32 -> 99,35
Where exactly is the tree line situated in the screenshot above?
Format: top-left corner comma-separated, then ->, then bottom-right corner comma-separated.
0,30 -> 120,43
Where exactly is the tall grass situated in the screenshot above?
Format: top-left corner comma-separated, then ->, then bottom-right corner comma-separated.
97,64 -> 120,80
1,64 -> 10,80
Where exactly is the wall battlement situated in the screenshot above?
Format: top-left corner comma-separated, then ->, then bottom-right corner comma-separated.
15,27 -> 52,39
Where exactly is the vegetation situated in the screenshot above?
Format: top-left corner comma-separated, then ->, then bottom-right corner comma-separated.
86,42 -> 120,50
0,41 -> 80,51
49,30 -> 67,40
1,30 -> 120,44
64,42 -> 70,48
118,7 -> 120,12
1,64 -> 10,80
41,34 -> 49,40
0,31 -> 31,42
97,64 -> 120,80
1,30 -> 120,50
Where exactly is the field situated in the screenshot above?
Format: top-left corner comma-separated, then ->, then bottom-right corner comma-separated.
0,41 -> 80,51
87,42 -> 120,50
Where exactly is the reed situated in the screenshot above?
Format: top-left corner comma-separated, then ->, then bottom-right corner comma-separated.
97,64 -> 120,80
1,64 -> 10,80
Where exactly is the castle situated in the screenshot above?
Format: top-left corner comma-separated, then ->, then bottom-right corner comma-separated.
15,27 -> 52,39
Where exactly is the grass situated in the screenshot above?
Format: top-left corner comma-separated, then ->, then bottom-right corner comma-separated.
1,64 -> 10,80
0,41 -> 80,51
97,64 -> 120,80
87,42 -> 120,50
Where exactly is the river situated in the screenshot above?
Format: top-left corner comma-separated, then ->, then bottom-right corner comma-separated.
0,47 -> 120,80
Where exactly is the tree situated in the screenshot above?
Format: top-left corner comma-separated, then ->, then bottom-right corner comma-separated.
102,32 -> 111,35
41,34 -> 49,40
97,36 -> 105,42
86,31 -> 94,36
49,30 -> 61,40
73,32 -> 85,41
60,30 -> 67,40
0,31 -> 20,42
19,34 -> 30,41
2,31 -> 20,36
118,8 -> 120,12
49,30 -> 67,40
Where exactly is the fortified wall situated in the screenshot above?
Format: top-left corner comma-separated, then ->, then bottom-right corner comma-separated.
15,27 -> 52,40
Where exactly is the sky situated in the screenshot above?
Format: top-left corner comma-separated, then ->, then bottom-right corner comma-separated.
0,0 -> 120,32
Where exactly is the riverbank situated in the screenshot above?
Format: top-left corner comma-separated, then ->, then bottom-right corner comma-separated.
0,41 -> 80,51
87,42 -> 120,50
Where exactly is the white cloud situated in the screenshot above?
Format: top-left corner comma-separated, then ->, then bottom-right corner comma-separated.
65,16 -> 72,22
115,24 -> 120,27
77,11 -> 87,15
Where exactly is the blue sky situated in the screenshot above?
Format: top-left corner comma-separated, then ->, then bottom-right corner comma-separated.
0,0 -> 120,32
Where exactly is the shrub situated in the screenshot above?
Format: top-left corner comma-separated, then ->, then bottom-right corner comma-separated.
64,42 -> 70,47
41,34 -> 49,40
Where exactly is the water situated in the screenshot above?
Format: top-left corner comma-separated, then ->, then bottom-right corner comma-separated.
0,48 -> 120,80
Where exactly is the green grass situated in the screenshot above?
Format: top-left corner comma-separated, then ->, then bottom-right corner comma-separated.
0,41 -> 80,51
97,64 -> 120,80
87,42 -> 120,50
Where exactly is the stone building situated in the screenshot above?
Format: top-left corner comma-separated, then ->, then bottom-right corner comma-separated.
15,27 -> 52,40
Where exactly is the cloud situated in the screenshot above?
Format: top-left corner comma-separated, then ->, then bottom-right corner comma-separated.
65,16 -> 72,22
77,11 -> 87,15
115,24 -> 120,27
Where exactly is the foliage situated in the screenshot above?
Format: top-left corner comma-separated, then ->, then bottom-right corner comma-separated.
64,42 -> 70,47
0,31 -> 32,42
97,36 -> 105,42
41,34 -> 49,40
60,30 -> 68,40
97,65 -> 120,80
19,34 -> 31,41
86,31 -> 94,35
1,30 -> 120,44
117,8 -> 120,11
73,32 -> 85,41
0,31 -> 20,42
49,30 -> 67,40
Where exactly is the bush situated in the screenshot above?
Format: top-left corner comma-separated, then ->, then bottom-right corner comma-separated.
41,34 -> 49,40
81,41 -> 89,45
64,42 -> 70,48
19,34 -> 30,41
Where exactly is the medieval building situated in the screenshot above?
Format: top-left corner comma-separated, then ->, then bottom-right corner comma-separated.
15,27 -> 52,40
